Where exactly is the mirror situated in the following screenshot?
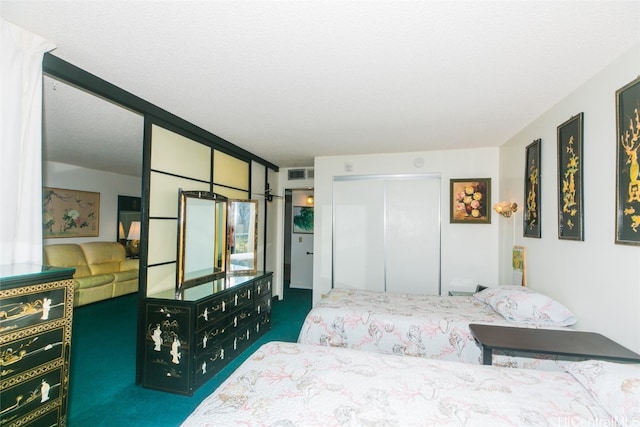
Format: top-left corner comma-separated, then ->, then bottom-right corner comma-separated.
227,199 -> 258,275
176,190 -> 227,289
117,195 -> 141,257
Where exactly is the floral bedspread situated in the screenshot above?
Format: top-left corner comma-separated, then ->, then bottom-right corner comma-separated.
181,341 -> 614,427
297,288 -> 568,368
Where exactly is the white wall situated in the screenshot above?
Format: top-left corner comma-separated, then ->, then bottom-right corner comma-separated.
313,149 -> 500,305
43,161 -> 142,246
497,45 -> 640,353
267,167 -> 284,299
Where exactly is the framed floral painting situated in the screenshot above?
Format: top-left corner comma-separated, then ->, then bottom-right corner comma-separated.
450,178 -> 491,224
524,139 -> 542,238
557,113 -> 584,241
615,76 -> 640,246
43,187 -> 100,238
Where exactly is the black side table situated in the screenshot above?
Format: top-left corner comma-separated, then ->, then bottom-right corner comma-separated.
469,323 -> 640,365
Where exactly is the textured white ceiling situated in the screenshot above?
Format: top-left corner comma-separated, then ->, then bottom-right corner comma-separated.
3,1 -> 640,176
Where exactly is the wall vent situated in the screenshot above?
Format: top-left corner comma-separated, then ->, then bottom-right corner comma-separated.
288,169 -> 306,180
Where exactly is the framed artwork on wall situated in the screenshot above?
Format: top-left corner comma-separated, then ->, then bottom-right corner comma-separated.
557,113 -> 584,241
449,178 -> 491,224
293,206 -> 314,233
43,187 -> 100,238
615,76 -> 640,246
512,245 -> 526,286
524,139 -> 542,238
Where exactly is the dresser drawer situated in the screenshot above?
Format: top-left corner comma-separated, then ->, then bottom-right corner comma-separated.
255,294 -> 271,316
1,327 -> 65,382
254,276 -> 272,299
195,293 -> 226,330
0,287 -> 68,336
195,284 -> 253,330
253,313 -> 271,339
227,285 -> 253,311
194,326 -> 253,388
194,306 -> 253,357
0,364 -> 65,426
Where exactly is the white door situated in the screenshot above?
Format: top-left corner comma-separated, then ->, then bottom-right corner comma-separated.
332,175 -> 441,295
289,190 -> 314,289
385,177 -> 440,294
290,233 -> 313,289
333,179 -> 385,291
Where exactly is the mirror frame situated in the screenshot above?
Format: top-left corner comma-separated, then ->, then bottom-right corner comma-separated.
227,199 -> 259,275
176,190 -> 228,289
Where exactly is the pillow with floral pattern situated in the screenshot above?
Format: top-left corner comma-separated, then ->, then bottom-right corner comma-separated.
474,285 -> 577,326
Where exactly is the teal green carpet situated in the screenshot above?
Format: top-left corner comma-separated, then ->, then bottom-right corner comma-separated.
68,286 -> 312,426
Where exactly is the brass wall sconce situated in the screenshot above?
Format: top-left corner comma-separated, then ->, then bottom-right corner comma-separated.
306,195 -> 314,205
493,202 -> 518,218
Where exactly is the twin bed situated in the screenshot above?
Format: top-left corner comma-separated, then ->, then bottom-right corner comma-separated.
297,286 -> 579,368
182,341 -> 638,426
182,287 -> 640,426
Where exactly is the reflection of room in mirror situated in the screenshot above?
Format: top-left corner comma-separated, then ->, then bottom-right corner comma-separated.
185,197 -> 217,279
117,195 -> 141,258
228,200 -> 258,273
43,75 -> 144,178
177,190 -> 228,289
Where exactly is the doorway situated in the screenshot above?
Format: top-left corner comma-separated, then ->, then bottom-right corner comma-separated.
284,188 -> 314,292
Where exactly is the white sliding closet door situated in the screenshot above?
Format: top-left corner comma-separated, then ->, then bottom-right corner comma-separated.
333,175 -> 441,295
333,179 -> 385,291
385,177 -> 440,294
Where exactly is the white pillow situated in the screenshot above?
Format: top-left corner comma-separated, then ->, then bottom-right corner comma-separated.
474,286 -> 577,326
565,360 -> 640,427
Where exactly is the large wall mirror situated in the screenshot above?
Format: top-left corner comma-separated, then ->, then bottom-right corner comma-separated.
176,190 -> 228,289
227,199 -> 258,275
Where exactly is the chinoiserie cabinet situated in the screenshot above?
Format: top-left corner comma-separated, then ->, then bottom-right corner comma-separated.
0,264 -> 75,426
142,272 -> 272,395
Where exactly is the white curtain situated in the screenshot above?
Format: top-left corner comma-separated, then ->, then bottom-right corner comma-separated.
0,18 -> 55,265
